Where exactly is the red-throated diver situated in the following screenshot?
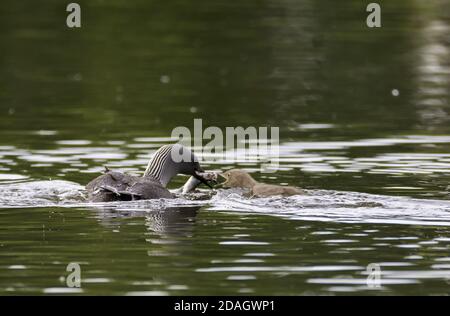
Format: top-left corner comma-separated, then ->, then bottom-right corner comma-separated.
86,144 -> 213,202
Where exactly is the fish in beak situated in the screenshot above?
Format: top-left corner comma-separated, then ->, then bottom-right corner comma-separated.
193,170 -> 217,189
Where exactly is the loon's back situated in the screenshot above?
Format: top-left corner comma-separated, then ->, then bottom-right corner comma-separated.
86,170 -> 173,202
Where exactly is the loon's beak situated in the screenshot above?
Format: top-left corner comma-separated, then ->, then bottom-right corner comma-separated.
194,170 -> 215,189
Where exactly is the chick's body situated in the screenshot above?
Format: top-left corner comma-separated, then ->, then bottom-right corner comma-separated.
252,183 -> 304,197
220,169 -> 304,197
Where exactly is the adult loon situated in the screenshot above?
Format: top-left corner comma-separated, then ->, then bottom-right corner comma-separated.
86,144 -> 213,202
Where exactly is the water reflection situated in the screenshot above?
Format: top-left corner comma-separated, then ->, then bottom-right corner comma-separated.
88,204 -> 200,237
145,207 -> 198,236
1,200 -> 450,295
0,0 -> 450,296
414,20 -> 450,129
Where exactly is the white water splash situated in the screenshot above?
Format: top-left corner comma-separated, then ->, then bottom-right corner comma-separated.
209,189 -> 450,226
0,181 -> 449,226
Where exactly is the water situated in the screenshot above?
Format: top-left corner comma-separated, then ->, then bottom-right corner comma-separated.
1,0 -> 450,295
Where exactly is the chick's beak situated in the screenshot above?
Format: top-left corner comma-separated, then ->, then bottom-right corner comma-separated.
215,172 -> 229,187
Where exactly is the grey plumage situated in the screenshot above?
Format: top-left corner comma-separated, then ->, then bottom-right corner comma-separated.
86,144 -> 209,202
86,171 -> 173,202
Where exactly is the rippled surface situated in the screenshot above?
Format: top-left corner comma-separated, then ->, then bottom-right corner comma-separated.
1,0 -> 450,295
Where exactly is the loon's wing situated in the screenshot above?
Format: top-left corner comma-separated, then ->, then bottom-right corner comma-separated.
129,179 -> 174,200
99,184 -> 143,201
86,171 -> 173,202
86,172 -> 139,202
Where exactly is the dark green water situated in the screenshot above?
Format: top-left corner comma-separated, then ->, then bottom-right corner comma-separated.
1,0 -> 450,295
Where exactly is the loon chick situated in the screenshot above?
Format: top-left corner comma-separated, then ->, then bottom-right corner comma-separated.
86,144 -> 212,202
219,169 -> 304,198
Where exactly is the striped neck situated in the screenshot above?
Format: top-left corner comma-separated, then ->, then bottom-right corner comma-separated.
143,145 -> 176,187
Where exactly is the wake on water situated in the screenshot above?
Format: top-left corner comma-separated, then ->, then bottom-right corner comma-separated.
0,180 -> 449,226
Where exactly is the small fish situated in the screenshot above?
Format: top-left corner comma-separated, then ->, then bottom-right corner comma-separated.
179,172 -> 218,194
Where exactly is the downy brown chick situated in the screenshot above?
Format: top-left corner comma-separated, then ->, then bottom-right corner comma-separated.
219,169 -> 304,198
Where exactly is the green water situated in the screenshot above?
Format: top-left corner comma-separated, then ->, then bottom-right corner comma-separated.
1,0 -> 450,295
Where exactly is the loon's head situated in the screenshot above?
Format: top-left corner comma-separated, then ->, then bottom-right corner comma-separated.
144,144 -> 212,188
